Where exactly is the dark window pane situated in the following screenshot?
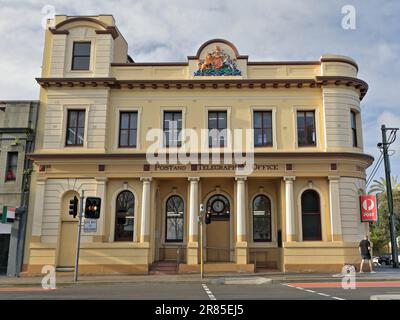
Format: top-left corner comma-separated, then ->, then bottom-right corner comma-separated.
165,196 -> 184,242
72,57 -> 90,70
119,130 -> 129,147
121,113 -> 130,129
115,191 -> 135,241
163,112 -> 182,147
301,190 -> 322,241
253,195 -> 272,242
302,215 -> 321,240
5,152 -> 18,182
66,110 -> 85,145
129,130 -> 137,147
254,112 -> 262,128
72,42 -> 90,70
219,112 -> 227,129
254,111 -> 272,146
130,113 -> 138,129
74,42 -> 91,56
297,111 -> 315,146
208,112 -> 217,129
119,112 -> 137,147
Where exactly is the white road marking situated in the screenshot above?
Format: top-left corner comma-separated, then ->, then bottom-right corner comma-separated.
202,284 -> 217,300
283,284 -> 346,300
317,293 -> 330,297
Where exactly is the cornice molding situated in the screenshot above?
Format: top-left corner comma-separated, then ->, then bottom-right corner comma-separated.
36,76 -> 368,100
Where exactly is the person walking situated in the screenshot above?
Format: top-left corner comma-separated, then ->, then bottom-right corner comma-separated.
359,236 -> 375,273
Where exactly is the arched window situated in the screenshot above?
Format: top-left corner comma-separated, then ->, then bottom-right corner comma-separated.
206,194 -> 230,220
253,195 -> 272,242
115,191 -> 135,241
165,195 -> 184,242
301,190 -> 322,241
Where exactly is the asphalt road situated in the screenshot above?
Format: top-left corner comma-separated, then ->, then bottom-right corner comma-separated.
0,281 -> 399,300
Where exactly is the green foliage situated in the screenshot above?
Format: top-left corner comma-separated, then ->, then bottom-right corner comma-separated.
369,176 -> 400,254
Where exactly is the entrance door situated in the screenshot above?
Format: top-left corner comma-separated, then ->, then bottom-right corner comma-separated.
57,192 -> 79,268
205,194 -> 230,262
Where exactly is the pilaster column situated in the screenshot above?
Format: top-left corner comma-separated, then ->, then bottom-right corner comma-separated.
140,177 -> 152,243
284,176 -> 296,242
235,176 -> 248,264
32,178 -> 47,240
329,176 -> 342,241
187,177 -> 200,265
95,177 -> 108,240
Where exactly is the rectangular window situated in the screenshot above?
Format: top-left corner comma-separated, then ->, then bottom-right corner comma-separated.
66,110 -> 85,146
253,111 -> 273,147
163,111 -> 182,147
5,152 -> 18,182
351,111 -> 358,147
297,111 -> 316,146
119,112 -> 138,148
208,111 -> 227,147
72,42 -> 91,70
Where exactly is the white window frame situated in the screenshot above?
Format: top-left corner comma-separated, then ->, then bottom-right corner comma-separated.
293,106 -> 321,149
114,107 -> 142,150
61,104 -> 90,149
204,106 -> 232,151
160,106 -> 186,152
250,106 -> 277,150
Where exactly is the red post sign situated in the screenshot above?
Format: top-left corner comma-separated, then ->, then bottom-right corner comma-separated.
360,194 -> 378,222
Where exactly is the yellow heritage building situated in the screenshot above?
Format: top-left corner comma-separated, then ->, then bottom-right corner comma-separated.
23,15 -> 373,274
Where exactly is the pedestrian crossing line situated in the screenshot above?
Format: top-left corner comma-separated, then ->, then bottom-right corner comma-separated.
202,284 -> 217,300
283,284 -> 346,301
317,292 -> 330,297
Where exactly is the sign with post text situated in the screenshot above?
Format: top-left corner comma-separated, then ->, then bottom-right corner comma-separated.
360,194 -> 378,222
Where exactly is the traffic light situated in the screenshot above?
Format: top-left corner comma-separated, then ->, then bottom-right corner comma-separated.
84,197 -> 101,219
205,212 -> 212,224
69,196 -> 78,218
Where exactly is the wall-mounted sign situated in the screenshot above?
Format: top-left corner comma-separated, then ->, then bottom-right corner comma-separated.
84,219 -> 97,233
360,194 -> 378,222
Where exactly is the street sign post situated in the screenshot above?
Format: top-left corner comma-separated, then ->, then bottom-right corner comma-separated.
199,203 -> 205,280
74,190 -> 84,282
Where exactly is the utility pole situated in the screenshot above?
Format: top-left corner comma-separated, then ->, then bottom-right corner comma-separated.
74,190 -> 85,282
380,125 -> 399,268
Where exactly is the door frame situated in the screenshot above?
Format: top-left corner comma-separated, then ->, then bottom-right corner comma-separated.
203,190 -> 234,262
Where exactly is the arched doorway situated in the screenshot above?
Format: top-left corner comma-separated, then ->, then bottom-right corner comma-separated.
57,191 -> 79,268
205,194 -> 231,262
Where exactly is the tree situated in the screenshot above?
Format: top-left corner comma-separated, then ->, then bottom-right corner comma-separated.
369,176 -> 400,254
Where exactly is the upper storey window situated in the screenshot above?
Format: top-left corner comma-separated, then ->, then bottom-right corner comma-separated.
119,112 -> 138,148
72,42 -> 91,70
66,110 -> 85,146
254,111 -> 273,147
163,111 -> 182,147
297,111 -> 316,147
208,111 -> 227,147
351,111 -> 358,147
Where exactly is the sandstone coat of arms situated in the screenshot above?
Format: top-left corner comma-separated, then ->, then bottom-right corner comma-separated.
194,46 -> 241,76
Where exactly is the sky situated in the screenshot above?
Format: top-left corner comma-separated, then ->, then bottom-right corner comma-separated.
0,0 -> 399,186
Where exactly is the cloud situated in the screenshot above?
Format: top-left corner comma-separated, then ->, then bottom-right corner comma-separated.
0,0 -> 399,179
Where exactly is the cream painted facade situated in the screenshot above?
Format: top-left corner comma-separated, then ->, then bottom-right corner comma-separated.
23,15 -> 373,274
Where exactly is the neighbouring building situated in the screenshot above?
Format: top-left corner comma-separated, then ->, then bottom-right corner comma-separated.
23,15 -> 373,274
0,100 -> 38,275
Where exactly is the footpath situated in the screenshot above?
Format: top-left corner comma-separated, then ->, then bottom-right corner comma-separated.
0,266 -> 399,287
